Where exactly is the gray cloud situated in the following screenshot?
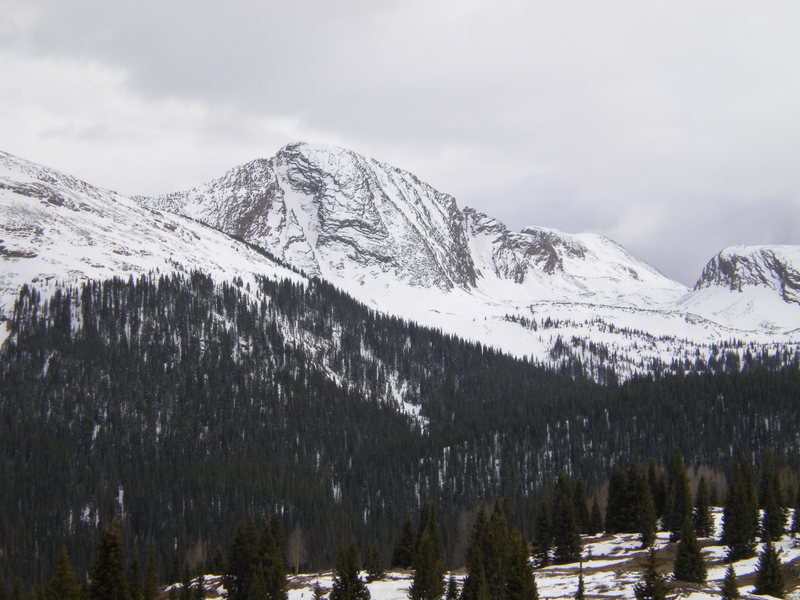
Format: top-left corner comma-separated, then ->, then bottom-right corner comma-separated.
1,0 -> 799,284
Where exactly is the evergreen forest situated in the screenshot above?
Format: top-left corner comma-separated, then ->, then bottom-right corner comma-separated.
1,271 -> 799,586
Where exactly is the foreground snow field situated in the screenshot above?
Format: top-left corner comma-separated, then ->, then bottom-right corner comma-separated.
176,510 -> 800,600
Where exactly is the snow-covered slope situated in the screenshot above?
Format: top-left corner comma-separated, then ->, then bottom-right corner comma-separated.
137,143 -> 477,290
135,142 -> 800,378
0,150 -> 302,313
677,246 -> 800,334
3,146 -> 797,379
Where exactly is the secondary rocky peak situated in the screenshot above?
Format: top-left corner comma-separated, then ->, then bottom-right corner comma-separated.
694,245 -> 800,304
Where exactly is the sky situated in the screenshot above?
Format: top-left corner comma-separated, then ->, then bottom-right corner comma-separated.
1,1 -> 799,285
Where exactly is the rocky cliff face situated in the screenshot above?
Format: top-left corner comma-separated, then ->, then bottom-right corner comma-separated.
694,246 -> 800,304
140,142 -> 684,305
140,142 -> 478,289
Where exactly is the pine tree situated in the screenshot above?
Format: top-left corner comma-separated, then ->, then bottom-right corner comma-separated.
533,499 -> 552,566
722,461 -> 759,561
259,516 -> 288,600
391,519 -> 416,570
505,529 -> 537,600
633,550 -> 669,600
312,583 -> 325,600
461,506 -> 489,600
247,564 -> 268,600
647,460 -> 666,518
90,519 -> 127,600
663,456 -> 692,541
574,565 -> 584,600
605,467 -> 628,534
409,505 -> 445,600
573,477 -> 590,534
552,474 -> 581,564
587,497 -> 603,536
47,549 -> 82,600
672,517 -> 706,583
693,476 -> 713,538
224,521 -> 258,600
639,478 -> 657,549
754,541 -> 784,598
364,542 -> 384,582
330,542 -> 369,600
760,459 -> 787,542
720,565 -> 739,600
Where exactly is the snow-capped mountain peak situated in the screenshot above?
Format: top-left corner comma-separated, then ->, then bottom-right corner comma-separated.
694,245 -> 800,303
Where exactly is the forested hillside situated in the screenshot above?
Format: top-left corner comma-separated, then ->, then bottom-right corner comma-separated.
1,272 -> 799,584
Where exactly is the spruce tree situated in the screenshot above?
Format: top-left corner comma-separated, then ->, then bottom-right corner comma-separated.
663,456 -> 692,541
259,517 -> 288,600
638,478 -> 657,549
672,517 -> 706,584
89,519 -> 127,600
573,477 -> 590,534
722,461 -> 759,561
505,530 -> 537,600
247,564 -> 268,600
47,549 -> 82,600
364,543 -> 384,582
312,583 -> 325,600
552,474 -> 581,564
647,460 -> 666,518
409,504 -> 444,600
720,565 -> 739,600
633,550 -> 669,600
330,542 -> 369,600
391,519 -> 416,570
574,565 -> 584,600
760,460 -> 787,542
533,499 -> 552,567
224,522 -> 258,600
693,476 -> 713,538
460,506 -> 489,600
605,467 -> 628,534
754,541 -> 784,598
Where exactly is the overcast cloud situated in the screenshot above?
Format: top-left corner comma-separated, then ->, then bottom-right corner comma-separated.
1,0 -> 799,284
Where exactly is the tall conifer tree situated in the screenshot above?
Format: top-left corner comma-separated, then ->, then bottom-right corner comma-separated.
224,522 -> 258,600
533,499 -> 552,567
633,550 -> 669,600
754,541 -> 784,598
90,519 -> 127,600
552,474 -> 581,564
409,505 -> 444,600
47,549 -> 81,600
664,456 -> 692,541
693,476 -> 713,538
330,543 -> 369,600
722,461 -> 759,561
673,517 -> 706,583
720,565 -> 739,600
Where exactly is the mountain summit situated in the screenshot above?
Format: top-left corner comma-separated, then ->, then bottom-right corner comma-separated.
138,142 -> 684,305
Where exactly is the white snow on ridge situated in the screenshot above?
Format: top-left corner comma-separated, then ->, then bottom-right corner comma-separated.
4,145 -> 800,380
